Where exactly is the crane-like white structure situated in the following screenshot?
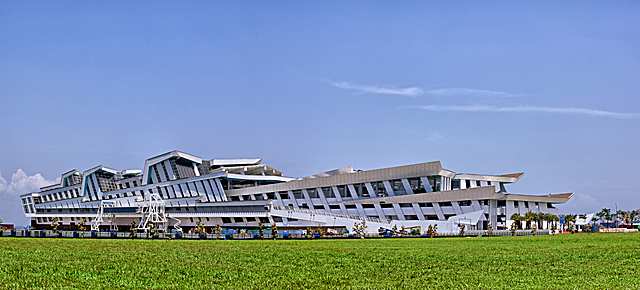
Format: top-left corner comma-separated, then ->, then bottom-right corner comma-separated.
91,200 -> 117,231
136,192 -> 182,233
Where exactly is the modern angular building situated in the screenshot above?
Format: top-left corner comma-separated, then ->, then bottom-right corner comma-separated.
20,150 -> 572,234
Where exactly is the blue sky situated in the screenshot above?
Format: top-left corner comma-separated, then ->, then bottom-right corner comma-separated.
1,1 -> 639,225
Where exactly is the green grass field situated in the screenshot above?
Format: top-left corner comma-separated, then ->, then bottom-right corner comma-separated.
1,233 -> 639,289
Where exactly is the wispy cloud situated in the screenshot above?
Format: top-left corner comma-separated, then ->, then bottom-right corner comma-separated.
330,81 -> 519,99
406,105 -> 638,119
424,88 -> 521,98
330,81 -> 424,97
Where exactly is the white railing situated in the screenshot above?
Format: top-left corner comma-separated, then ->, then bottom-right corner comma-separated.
272,206 -> 388,224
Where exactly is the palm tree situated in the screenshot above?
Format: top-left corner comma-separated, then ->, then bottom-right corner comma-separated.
629,211 -> 638,226
524,212 -> 537,230
510,213 -> 522,230
536,212 -> 546,229
542,213 -> 554,230
596,208 -> 612,224
550,214 -> 560,232
615,210 -> 627,226
564,214 -> 576,232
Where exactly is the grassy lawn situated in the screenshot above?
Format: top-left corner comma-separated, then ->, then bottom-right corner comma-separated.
1,233 -> 639,289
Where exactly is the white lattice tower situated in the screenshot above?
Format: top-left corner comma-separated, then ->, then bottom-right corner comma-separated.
91,200 -> 116,231
136,191 -> 168,232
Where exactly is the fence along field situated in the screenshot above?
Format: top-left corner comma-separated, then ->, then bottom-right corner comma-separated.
1,233 -> 639,289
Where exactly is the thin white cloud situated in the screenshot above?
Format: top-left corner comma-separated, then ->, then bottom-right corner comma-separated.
329,81 -> 523,99
424,88 -> 521,98
407,105 -> 638,119
330,81 -> 424,97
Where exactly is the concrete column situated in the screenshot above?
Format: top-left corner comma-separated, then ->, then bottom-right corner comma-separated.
432,203 -> 446,220
373,203 -> 386,220
365,183 -> 376,197
287,191 -> 300,209
301,189 -> 314,208
401,179 -> 414,195
451,201 -> 464,215
420,177 -> 433,193
382,181 -> 396,197
392,203 -> 406,220
412,203 -> 426,220
331,186 -> 348,215
273,189 -> 285,207
489,200 -> 498,229
347,184 -> 360,199
316,187 -> 332,211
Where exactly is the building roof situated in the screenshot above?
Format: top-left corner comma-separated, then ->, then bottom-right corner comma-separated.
504,192 -> 573,203
211,159 -> 261,166
226,161 -> 444,196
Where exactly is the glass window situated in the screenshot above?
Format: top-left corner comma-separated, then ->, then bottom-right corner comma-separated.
352,183 -> 370,198
336,185 -> 350,198
292,190 -> 304,199
307,188 -> 319,198
321,187 -> 335,198
408,178 -> 426,194
370,181 -> 387,197
405,215 -> 419,220
389,180 -> 406,195
427,176 -> 441,192
451,179 -> 461,190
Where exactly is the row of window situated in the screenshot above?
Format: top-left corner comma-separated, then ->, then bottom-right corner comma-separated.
230,177 -> 438,202
40,188 -> 81,203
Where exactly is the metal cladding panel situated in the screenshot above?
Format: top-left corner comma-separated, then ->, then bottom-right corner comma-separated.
225,161 -> 443,196
343,186 -> 500,204
504,193 -> 573,203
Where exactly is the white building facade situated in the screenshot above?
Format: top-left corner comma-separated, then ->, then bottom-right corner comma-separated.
20,150 -> 572,233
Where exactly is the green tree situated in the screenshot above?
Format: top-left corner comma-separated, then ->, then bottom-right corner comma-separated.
629,211 -> 638,226
615,210 -> 627,226
524,212 -> 537,230
509,220 -> 518,236
564,214 -> 576,233
426,224 -> 438,238
545,214 -> 559,232
536,212 -> 545,229
596,208 -> 611,224
352,220 -> 367,239
51,217 -> 60,233
510,213 -> 522,230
